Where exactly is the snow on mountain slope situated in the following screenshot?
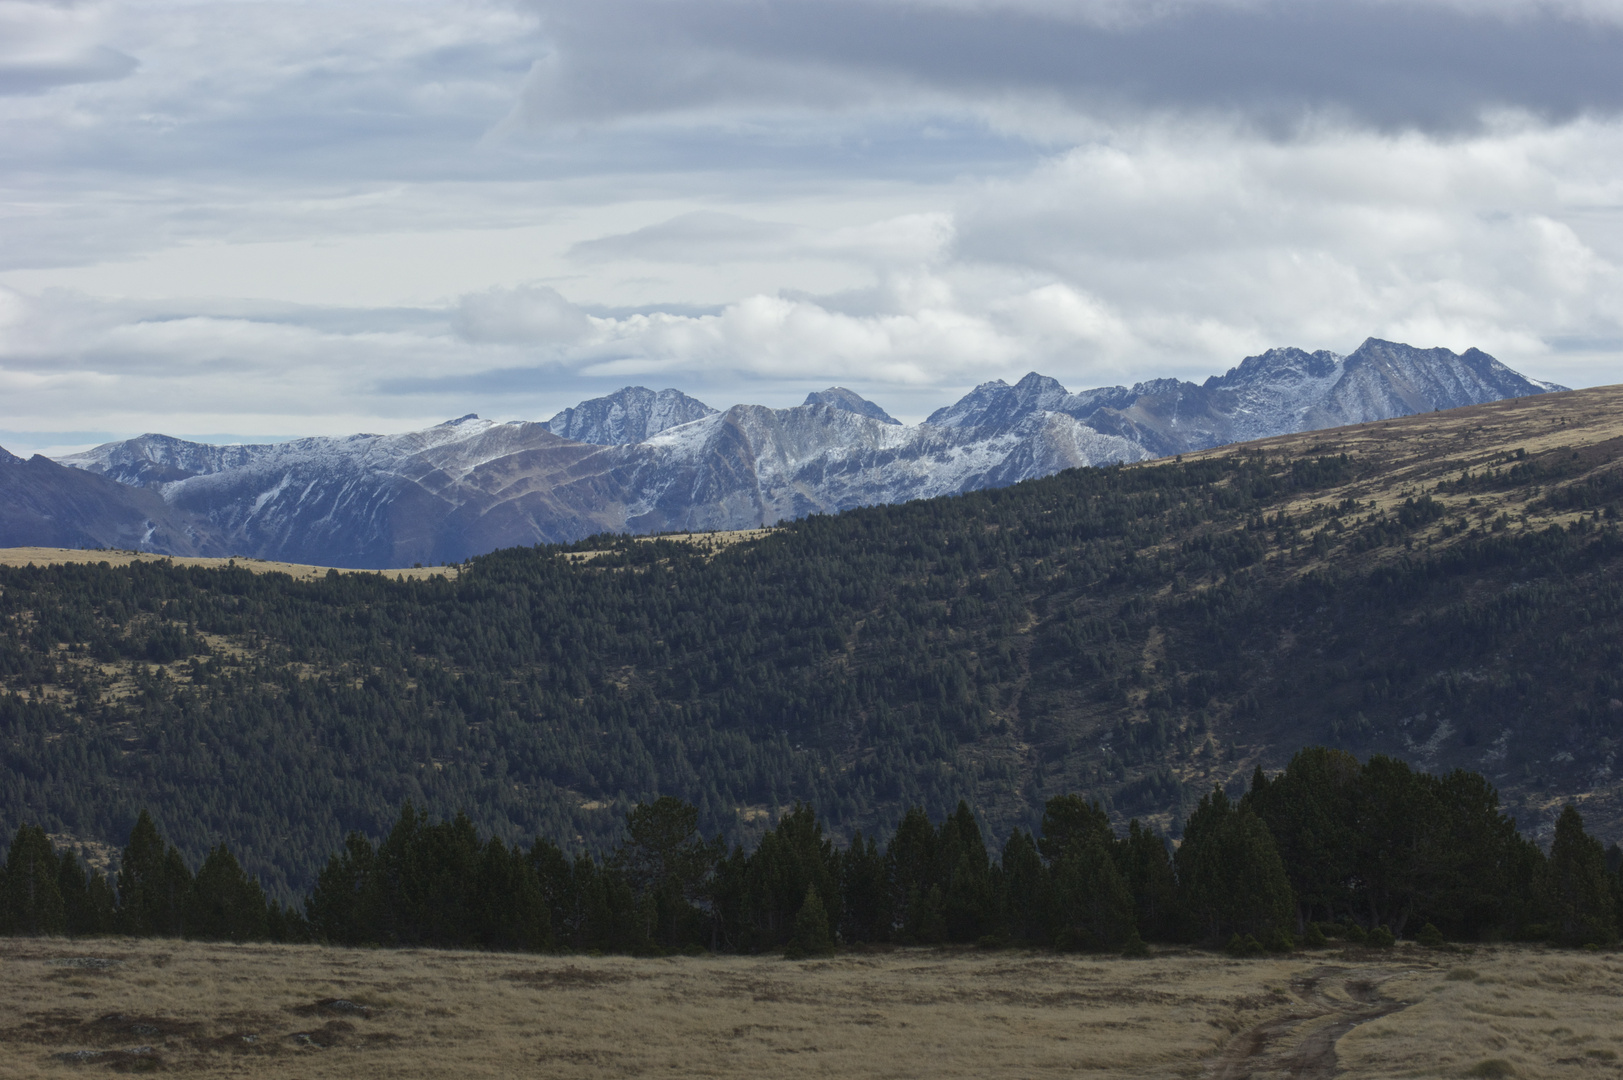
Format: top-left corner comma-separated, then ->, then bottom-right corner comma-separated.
1040,339 -> 1562,457
1204,347 -> 1347,443
544,387 -> 717,445
1306,339 -> 1563,429
927,372 -> 1072,430
37,338 -> 1562,566
616,403 -> 1150,533
803,387 -> 901,424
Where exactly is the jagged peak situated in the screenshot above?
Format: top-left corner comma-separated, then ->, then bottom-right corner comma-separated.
1205,346 -> 1342,390
927,373 -> 1070,428
803,387 -> 900,425
545,386 -> 718,446
1129,377 -> 1191,397
1012,371 -> 1068,395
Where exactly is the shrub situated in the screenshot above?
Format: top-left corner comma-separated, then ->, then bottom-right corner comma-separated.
1416,922 -> 1445,948
1367,925 -> 1395,948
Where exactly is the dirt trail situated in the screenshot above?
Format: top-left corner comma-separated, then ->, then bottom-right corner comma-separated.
1202,965 -> 1415,1080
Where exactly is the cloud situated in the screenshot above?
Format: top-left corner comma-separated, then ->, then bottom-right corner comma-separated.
0,2 -> 136,95
566,210 -> 954,268
516,0 -> 1623,135
569,211 -> 803,263
2,0 -> 1621,444
0,44 -> 135,95
455,284 -> 593,343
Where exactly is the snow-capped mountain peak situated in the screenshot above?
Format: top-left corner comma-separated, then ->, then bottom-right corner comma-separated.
30,339 -> 1564,567
545,387 -> 717,446
803,387 -> 901,425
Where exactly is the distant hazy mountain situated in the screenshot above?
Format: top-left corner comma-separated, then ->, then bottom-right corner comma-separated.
929,338 -> 1562,457
4,338 -> 1563,567
0,448 -> 223,554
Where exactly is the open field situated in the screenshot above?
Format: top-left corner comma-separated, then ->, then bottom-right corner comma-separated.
0,528 -> 778,577
2,939 -> 1620,1078
0,548 -> 461,582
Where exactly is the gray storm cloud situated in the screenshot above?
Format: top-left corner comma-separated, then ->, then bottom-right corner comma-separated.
520,0 -> 1623,133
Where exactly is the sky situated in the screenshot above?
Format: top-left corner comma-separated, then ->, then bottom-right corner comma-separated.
2,0 -> 1622,457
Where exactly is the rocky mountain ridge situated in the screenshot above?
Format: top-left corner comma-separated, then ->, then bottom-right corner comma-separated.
2,337 -> 1564,567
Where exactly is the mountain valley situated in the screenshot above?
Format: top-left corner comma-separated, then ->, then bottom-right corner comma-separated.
1,381 -> 1619,897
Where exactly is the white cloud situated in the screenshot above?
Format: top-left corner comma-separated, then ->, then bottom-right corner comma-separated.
456,283 -> 592,343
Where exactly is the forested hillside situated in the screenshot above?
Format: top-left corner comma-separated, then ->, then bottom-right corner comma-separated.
3,386 -> 1623,897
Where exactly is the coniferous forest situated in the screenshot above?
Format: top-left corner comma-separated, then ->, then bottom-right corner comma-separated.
4,394 -> 1623,906
4,749 -> 1621,954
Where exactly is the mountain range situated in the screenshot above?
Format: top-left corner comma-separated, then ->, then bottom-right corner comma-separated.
0,337 -> 1561,568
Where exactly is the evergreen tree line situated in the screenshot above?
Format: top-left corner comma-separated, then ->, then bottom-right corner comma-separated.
5,749 -> 1620,953
0,810 -> 303,941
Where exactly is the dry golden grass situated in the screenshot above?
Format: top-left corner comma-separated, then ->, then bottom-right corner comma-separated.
1178,383 -> 1623,545
0,530 -> 774,576
559,528 -> 776,563
0,548 -> 458,582
2,938 -> 1619,1078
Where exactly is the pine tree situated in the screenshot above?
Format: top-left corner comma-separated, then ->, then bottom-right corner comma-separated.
736,803 -> 839,951
938,802 -> 994,943
1118,820 -> 1177,941
836,831 -> 890,944
1050,837 -> 1134,951
1,824 -> 66,935
998,829 -> 1048,945
56,850 -> 115,936
185,844 -> 269,942
784,885 -> 835,959
472,837 -> 550,952
305,832 -> 377,945
1352,755 -> 1435,936
1176,787 -> 1294,943
1038,795 -> 1114,864
1243,748 -> 1359,927
117,811 -> 191,937
612,797 -> 716,949
887,807 -> 942,944
1546,805 -> 1618,945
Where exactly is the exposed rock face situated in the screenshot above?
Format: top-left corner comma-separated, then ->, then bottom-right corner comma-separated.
929,339 -> 1560,458
24,338 -> 1561,567
802,387 -> 901,425
543,387 -> 717,445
